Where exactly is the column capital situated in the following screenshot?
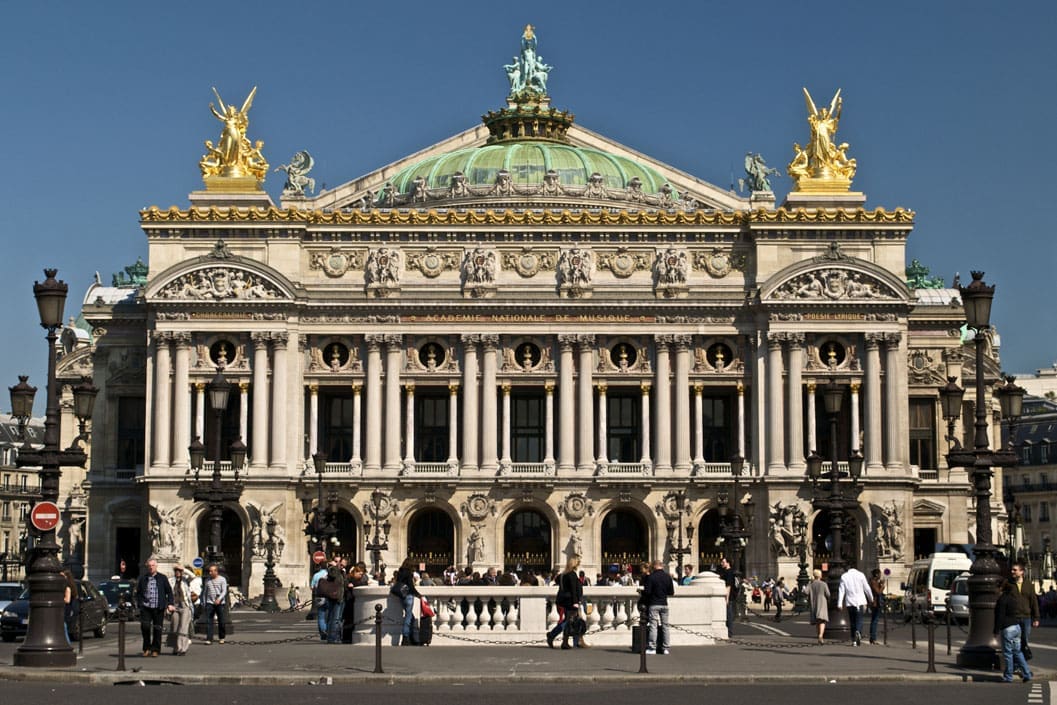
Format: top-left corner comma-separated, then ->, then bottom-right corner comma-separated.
693,382 -> 704,394
574,334 -> 596,350
309,383 -> 319,394
383,333 -> 403,349
481,333 -> 500,350
153,330 -> 175,345
596,381 -> 607,394
806,380 -> 817,393
405,383 -> 415,395
448,381 -> 460,394
640,381 -> 652,394
767,331 -> 785,349
864,332 -> 885,348
173,331 -> 193,348
850,381 -> 861,393
736,381 -> 745,395
365,333 -> 384,351
501,381 -> 512,393
352,383 -> 362,395
557,334 -> 577,351
786,332 -> 806,348
883,332 -> 902,346
239,381 -> 250,392
672,334 -> 692,351
653,333 -> 674,348
460,333 -> 481,347
195,382 -> 206,392
544,381 -> 555,393
271,331 -> 289,348
251,331 -> 271,346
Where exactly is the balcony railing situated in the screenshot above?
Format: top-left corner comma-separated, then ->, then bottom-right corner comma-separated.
597,461 -> 652,476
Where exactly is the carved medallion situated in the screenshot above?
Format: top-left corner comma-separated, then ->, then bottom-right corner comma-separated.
461,493 -> 496,522
503,247 -> 555,278
363,492 -> 398,521
310,248 -> 364,278
558,492 -> 594,522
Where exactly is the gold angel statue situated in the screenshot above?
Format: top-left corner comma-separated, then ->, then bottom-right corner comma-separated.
199,86 -> 268,181
788,87 -> 856,189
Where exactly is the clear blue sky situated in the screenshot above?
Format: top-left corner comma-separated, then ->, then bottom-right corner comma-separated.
1,0 -> 1055,410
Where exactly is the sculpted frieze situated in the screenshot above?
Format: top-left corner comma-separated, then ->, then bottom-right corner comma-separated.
309,248 -> 365,278
772,268 -> 897,301
597,247 -> 649,279
406,247 -> 460,278
502,247 -> 556,278
157,267 -> 283,301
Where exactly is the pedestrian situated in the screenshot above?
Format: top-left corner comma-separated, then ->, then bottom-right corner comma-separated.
838,563 -> 874,646
320,558 -> 346,643
392,557 -> 422,646
546,555 -> 587,649
868,568 -> 885,645
310,555 -> 328,639
62,569 -> 77,645
641,558 -> 675,654
808,569 -> 830,644
200,563 -> 228,645
995,579 -> 1033,683
287,584 -> 300,610
1010,562 -> 1040,660
717,557 -> 735,637
680,564 -> 695,586
772,577 -> 787,622
136,558 -> 175,656
342,563 -> 368,643
168,565 -> 194,655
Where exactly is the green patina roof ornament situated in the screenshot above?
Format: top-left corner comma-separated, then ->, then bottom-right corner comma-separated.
504,24 -> 552,102
112,257 -> 148,288
905,259 -> 946,289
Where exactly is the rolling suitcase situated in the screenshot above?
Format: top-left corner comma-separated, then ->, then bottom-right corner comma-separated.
418,615 -> 433,645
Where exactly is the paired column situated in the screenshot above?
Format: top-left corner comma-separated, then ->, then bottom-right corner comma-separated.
480,334 -> 499,472
806,381 -> 817,454
765,333 -> 786,473
270,333 -> 289,468
460,335 -> 479,471
544,382 -> 555,465
404,383 -> 416,467
238,382 -> 249,450
364,335 -> 383,472
195,383 -> 206,441
883,333 -> 902,471
152,332 -> 173,467
447,383 -> 459,466
736,382 -> 746,459
850,382 -> 861,454
596,382 -> 608,466
500,382 -> 512,467
576,335 -> 595,472
250,332 -> 270,469
640,383 -> 652,466
172,333 -> 192,470
308,384 -> 319,457
863,334 -> 883,472
653,336 -> 672,472
786,333 -> 805,472
692,384 -> 704,468
557,336 -> 576,473
383,335 -> 403,472
673,335 -> 692,473
351,384 -> 362,465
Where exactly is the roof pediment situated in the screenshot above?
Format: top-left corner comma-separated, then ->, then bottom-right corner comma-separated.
144,241 -> 297,303
760,248 -> 911,305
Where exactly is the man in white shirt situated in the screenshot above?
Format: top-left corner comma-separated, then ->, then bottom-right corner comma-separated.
838,565 -> 875,646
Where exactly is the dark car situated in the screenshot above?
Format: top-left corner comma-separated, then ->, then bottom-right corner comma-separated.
1,580 -> 108,642
97,579 -> 138,619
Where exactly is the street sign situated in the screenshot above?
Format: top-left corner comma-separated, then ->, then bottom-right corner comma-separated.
313,550 -> 326,563
30,501 -> 61,532
192,556 -> 204,569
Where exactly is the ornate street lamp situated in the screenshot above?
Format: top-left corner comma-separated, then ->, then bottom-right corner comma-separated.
806,378 -> 863,641
258,516 -> 281,613
666,491 -> 693,576
364,488 -> 391,582
9,376 -> 36,443
14,269 -> 97,668
950,271 -> 1020,669
719,456 -> 752,576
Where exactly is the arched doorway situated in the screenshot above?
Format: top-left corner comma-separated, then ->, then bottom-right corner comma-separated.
407,508 -> 454,576
197,507 -> 244,589
600,509 -> 648,575
504,510 -> 551,573
697,508 -> 723,570
332,509 -> 359,564
812,510 -> 860,569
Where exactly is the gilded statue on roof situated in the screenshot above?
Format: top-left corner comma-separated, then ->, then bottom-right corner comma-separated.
788,88 -> 857,192
199,86 -> 268,183
503,24 -> 552,100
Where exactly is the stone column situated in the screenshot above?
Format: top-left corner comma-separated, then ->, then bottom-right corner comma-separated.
736,381 -> 746,459
863,334 -> 883,472
447,382 -> 459,466
673,335 -> 692,473
883,333 -> 902,471
460,335 -> 479,472
308,384 -> 319,457
480,334 -> 499,473
640,382 -> 652,466
404,383 -> 415,467
558,335 -> 576,473
786,333 -> 805,472
351,384 -> 362,465
500,382 -> 512,467
806,381 -> 817,454
152,332 -> 172,468
576,335 -> 595,472
693,383 -> 704,468
172,333 -> 192,470
383,335 -> 403,472
270,332 -> 289,469
544,382 -> 555,465
850,381 -> 861,454
766,333 -> 785,474
364,335 -> 383,472
654,335 -> 672,473
596,382 -> 608,466
251,332 -> 270,469
238,382 -> 249,451
195,382 -> 206,441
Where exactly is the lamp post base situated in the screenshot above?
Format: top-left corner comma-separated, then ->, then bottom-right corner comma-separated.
13,647 -> 76,668
824,606 -> 852,641
956,643 -> 999,669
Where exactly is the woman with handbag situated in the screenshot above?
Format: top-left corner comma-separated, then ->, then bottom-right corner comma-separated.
392,557 -> 421,646
545,555 -> 588,649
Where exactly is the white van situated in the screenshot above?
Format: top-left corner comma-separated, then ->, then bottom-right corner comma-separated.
904,552 -> 972,615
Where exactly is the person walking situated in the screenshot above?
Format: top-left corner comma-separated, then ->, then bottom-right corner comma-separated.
546,555 -> 587,649
1010,562 -> 1040,660
772,577 -> 787,622
641,558 -> 675,655
200,563 -> 228,645
167,565 -> 194,655
868,568 -> 885,644
287,584 -> 300,610
995,579 -> 1033,683
807,569 -> 830,644
393,557 -> 422,646
838,564 -> 874,646
136,558 -> 174,656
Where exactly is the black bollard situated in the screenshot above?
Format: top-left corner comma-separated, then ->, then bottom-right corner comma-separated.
944,597 -> 952,655
638,608 -> 648,674
882,597 -> 888,646
926,618 -> 937,673
77,594 -> 84,656
373,603 -> 384,674
910,598 -> 917,649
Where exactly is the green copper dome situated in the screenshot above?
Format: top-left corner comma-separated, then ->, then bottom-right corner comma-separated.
389,140 -> 670,194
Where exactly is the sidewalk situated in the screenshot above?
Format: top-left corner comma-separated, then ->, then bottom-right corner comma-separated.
0,610 -> 1049,685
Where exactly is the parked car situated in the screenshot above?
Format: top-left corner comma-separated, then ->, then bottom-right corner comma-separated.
0,582 -> 23,613
1,580 -> 108,642
947,571 -> 970,622
97,579 -> 137,619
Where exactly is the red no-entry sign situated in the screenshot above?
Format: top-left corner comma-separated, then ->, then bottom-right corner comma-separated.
312,550 -> 326,564
30,501 -> 61,532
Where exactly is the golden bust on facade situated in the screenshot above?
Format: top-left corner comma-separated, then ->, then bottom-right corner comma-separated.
788,87 -> 857,193
199,86 -> 268,190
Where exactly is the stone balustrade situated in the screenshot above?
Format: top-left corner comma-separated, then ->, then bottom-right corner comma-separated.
350,572 -> 727,646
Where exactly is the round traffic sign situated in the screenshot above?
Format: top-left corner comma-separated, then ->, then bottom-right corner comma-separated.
30,501 -> 61,532
312,550 -> 326,564
192,557 -> 204,569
